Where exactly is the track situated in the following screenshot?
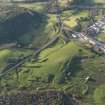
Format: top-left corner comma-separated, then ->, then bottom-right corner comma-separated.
0,43 -> 16,50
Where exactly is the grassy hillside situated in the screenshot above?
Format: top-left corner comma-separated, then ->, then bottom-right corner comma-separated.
0,1 -> 105,105
0,4 -> 53,47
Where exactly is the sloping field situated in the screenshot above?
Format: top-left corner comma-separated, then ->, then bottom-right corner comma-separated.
94,0 -> 105,3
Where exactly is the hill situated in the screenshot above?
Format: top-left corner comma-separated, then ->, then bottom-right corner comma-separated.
0,4 -> 51,47
0,0 -> 105,105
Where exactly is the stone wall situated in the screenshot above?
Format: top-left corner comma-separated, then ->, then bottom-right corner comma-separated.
0,91 -> 65,105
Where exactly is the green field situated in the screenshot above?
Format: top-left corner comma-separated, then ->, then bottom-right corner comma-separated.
0,50 -> 12,69
94,84 -> 105,105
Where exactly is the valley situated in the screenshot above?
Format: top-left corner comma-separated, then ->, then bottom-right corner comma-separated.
0,0 -> 105,105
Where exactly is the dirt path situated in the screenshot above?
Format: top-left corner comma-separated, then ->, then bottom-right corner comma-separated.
0,43 -> 16,50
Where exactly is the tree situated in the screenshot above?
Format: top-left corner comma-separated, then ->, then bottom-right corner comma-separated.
47,74 -> 55,83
